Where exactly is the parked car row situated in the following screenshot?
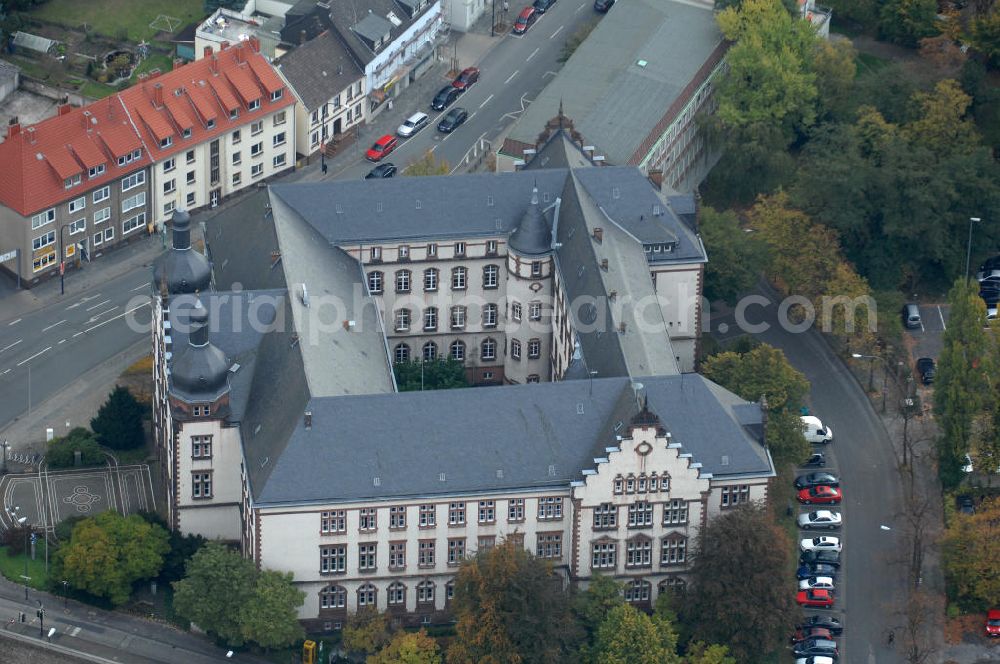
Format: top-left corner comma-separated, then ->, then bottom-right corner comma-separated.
978,256 -> 1000,320
793,420 -> 844,662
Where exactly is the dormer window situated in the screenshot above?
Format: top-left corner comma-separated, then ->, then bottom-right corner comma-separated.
192,404 -> 211,417
88,164 -> 105,178
229,108 -> 239,120
270,89 -> 283,102
248,99 -> 260,111
182,128 -> 192,139
374,38 -> 383,50
160,136 -> 173,148
206,119 -> 216,130
63,173 -> 82,189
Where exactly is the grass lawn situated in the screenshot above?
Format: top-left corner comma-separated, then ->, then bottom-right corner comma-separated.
80,80 -> 118,100
130,54 -> 175,84
0,545 -> 50,591
30,0 -> 205,42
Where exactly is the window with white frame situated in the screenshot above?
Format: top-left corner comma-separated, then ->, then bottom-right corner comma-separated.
663,499 -> 688,525
232,129 -> 241,144
251,120 -> 263,136
232,173 -> 241,186
483,264 -> 499,288
529,301 -> 542,320
528,338 -> 541,359
186,192 -> 195,207
321,510 -> 346,534
536,532 -> 562,559
394,343 -> 410,363
32,250 -> 55,272
387,581 -> 405,605
418,540 -> 435,566
273,154 -> 286,168
163,179 -> 176,194
93,186 -> 110,204
389,541 -> 405,569
661,535 -> 687,565
248,98 -> 261,111
628,501 -> 654,527
482,304 -> 498,328
359,507 -> 377,531
122,213 -> 145,235
251,163 -> 263,178
478,500 -> 495,524
423,307 -> 438,332
531,261 -> 542,277
251,142 -> 263,157
417,580 -> 434,603
720,485 -> 751,508
592,540 -> 616,569
358,543 -> 377,571
395,308 -> 410,332
481,337 -> 496,361
511,339 -> 521,360
593,503 -> 617,529
88,164 -> 105,178
367,270 -> 383,294
448,502 -> 466,526
68,197 -> 86,214
451,266 -> 466,290
511,301 -> 522,322
357,583 -> 376,607
624,579 -> 651,603
186,170 -> 196,185
121,171 -> 145,192
31,209 -> 55,229
163,158 -> 175,173
32,230 -> 56,251
626,537 -> 653,567
454,241 -> 466,256
64,173 -> 81,189
69,218 -> 86,235
272,132 -> 286,147
191,435 -> 212,458
390,506 -> 406,529
319,585 -> 346,609
93,207 -> 111,225
423,268 -> 438,291
320,545 -> 346,574
121,192 -> 145,213
192,472 -> 212,498
395,270 -> 411,293
419,504 -> 435,528
538,497 -> 563,520
450,340 -> 465,361
447,538 -> 465,565
508,498 -> 524,522
450,306 -> 466,329
232,151 -> 241,166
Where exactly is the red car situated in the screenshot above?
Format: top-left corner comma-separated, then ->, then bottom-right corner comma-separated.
452,67 -> 480,90
512,6 -> 537,34
987,609 -> 1000,637
366,135 -> 399,162
797,589 -> 835,608
790,627 -> 834,644
798,485 -> 842,505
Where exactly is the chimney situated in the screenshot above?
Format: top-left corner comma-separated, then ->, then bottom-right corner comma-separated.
153,83 -> 164,108
209,54 -> 219,75
57,95 -> 72,116
203,45 -> 213,59
6,117 -> 20,139
304,411 -> 313,430
249,36 -> 261,52
81,111 -> 93,130
234,42 -> 245,64
172,58 -> 183,70
221,40 -> 230,51
593,227 -> 603,243
647,169 -> 664,190
300,29 -> 307,45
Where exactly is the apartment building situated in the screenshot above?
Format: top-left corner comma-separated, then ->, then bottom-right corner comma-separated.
0,97 -> 152,285
118,38 -> 296,226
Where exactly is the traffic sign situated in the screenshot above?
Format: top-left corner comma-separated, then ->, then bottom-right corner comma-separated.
0,250 -> 16,263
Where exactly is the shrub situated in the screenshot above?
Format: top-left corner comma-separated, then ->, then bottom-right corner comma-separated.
91,386 -> 145,451
46,427 -> 104,468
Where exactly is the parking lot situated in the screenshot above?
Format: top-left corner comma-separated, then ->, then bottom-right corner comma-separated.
907,303 -> 949,362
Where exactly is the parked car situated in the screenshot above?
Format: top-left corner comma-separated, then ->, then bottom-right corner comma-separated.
801,415 -> 833,444
801,452 -> 826,468
437,107 -> 469,133
533,0 -> 556,12
365,135 -> 399,161
903,302 -> 922,329
794,658 -> 836,664
364,163 -> 397,179
796,589 -> 835,608
799,576 -> 836,591
800,549 -> 841,567
594,0 -> 616,10
798,615 -> 844,636
797,486 -> 842,505
451,67 -> 480,90
790,627 -> 834,644
792,638 -> 839,659
800,536 -> 842,553
958,495 -> 975,515
794,473 -> 840,489
976,256 -> 1000,282
796,563 -> 839,580
512,6 -> 538,34
916,357 -> 935,385
431,85 -> 462,111
962,453 -> 974,473
797,510 -> 842,530
397,112 -> 430,137
987,609 -> 1000,637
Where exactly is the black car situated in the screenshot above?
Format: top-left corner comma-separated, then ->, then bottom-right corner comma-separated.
801,453 -> 826,468
431,86 -> 462,111
796,563 -> 839,580
800,549 -> 841,567
437,107 -> 469,133
594,0 -> 615,11
364,163 -> 397,179
798,615 -> 844,636
794,472 -> 840,489
916,357 -> 935,385
792,638 -> 839,659
958,495 -> 975,515
533,0 -> 556,12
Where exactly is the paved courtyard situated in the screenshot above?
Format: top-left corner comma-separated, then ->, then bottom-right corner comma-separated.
0,462 -> 154,533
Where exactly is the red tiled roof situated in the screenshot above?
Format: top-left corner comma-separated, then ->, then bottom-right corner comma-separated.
224,66 -> 261,105
0,42 -> 292,216
0,97 -> 152,217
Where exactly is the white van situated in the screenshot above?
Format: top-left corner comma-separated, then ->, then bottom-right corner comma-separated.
801,415 -> 833,444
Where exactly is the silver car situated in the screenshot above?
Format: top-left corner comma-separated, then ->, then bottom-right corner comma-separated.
397,112 -> 429,137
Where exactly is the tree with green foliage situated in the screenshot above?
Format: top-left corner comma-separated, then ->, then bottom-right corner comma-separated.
45,427 -> 104,468
701,343 -> 811,466
573,574 -> 625,640
238,570 -> 305,650
933,279 -> 997,487
942,496 -> 1000,610
588,604 -> 680,664
90,385 -> 145,451
173,543 -> 257,646
699,206 -> 766,304
57,511 -> 169,605
447,540 -> 581,664
878,0 -> 940,47
394,358 -> 469,391
343,608 -> 393,656
682,504 -> 797,663
135,511 -> 206,583
405,150 -> 451,176
683,642 -> 737,664
368,629 -> 442,664
968,9 -> 1000,68
0,523 -> 33,556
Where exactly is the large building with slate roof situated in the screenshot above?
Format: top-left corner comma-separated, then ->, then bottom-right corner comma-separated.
151,128 -> 774,628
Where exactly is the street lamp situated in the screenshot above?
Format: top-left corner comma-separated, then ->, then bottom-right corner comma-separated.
62,580 -> 69,609
316,101 -> 343,176
852,353 -> 888,413
57,221 -> 77,296
1,439 -> 9,474
16,515 -> 28,600
966,217 -> 981,284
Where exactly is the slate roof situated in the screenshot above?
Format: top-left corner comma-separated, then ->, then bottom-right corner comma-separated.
276,32 -> 364,111
507,0 -> 723,166
325,0 -> 436,65
254,374 -> 771,506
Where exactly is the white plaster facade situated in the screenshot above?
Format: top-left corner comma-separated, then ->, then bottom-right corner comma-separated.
366,4 -> 443,93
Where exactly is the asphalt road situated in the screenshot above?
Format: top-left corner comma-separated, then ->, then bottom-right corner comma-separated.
711,288 -> 906,664
345,0 -> 602,180
0,270 -> 152,433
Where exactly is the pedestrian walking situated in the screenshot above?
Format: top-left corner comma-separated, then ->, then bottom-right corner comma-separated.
887,630 -> 895,646
503,0 -> 509,11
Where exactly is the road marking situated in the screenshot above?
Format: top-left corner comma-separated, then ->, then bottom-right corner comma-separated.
576,3 -> 584,11
0,369 -> 9,376
17,346 -> 51,366
526,47 -> 540,62
0,339 -> 22,354
936,305 -> 945,330
72,332 -> 83,338
85,299 -> 111,311
70,626 -> 81,637
130,283 -> 148,292
429,145 -> 438,152
505,70 -> 519,84
67,293 -> 103,310
551,25 -> 564,38
479,94 -> 494,109
83,302 -> 150,334
544,71 -> 558,78
467,111 -> 476,122
88,306 -> 119,322
441,133 -> 451,142
7,318 -> 20,326
41,319 -> 66,332
58,338 -> 67,345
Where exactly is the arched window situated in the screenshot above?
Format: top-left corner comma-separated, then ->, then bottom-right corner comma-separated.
395,269 -> 411,293
451,266 -> 467,290
394,308 -> 411,332
357,582 -> 377,608
626,536 -> 652,568
387,581 -> 406,606
624,578 -> 651,603
450,340 -> 466,362
417,580 -> 435,604
367,271 -> 383,294
423,341 -> 438,361
661,534 -> 687,566
481,337 -> 497,361
482,303 -> 498,327
450,306 -> 466,329
424,306 -> 438,331
510,339 -> 521,360
423,268 -> 438,291
319,585 -> 346,610
658,577 -> 686,596
394,343 -> 410,364
483,264 -> 499,289
445,580 -> 455,602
